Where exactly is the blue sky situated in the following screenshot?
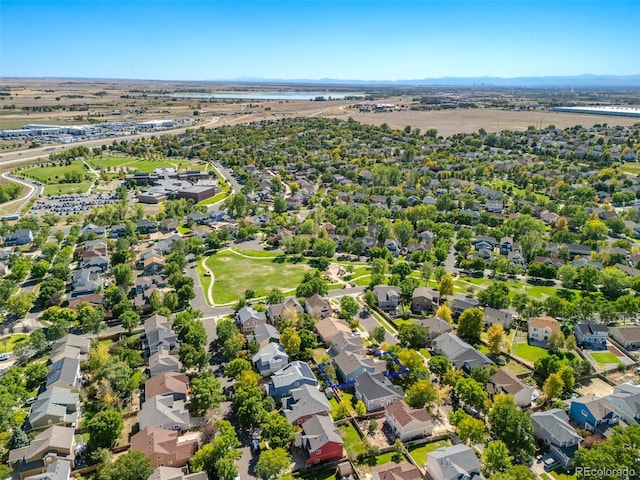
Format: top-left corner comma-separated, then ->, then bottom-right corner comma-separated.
2,0 -> 639,80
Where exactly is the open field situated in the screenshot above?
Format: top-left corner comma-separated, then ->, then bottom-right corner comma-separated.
88,155 -> 194,172
0,333 -> 29,353
43,181 -> 93,195
204,249 -> 311,304
22,160 -> 88,184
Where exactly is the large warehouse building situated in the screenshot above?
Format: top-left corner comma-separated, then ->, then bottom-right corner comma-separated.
176,185 -> 219,202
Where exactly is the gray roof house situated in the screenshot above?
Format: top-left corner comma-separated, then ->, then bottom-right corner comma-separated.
23,458 -> 71,480
148,347 -> 181,377
609,325 -> 640,350
531,409 -> 582,468
328,331 -> 365,356
483,307 -> 514,330
305,294 -> 333,318
283,384 -> 332,425
138,395 -> 191,432
354,372 -> 404,412
46,357 -> 80,389
50,335 -> 90,364
81,255 -> 109,273
426,444 -> 486,480
432,333 -> 493,373
27,387 -> 80,431
4,229 -> 33,246
236,306 -> 268,333
252,343 -> 289,377
334,351 -> 384,383
416,317 -> 453,344
82,224 -> 105,236
488,368 -> 534,408
411,287 -> 440,313
373,285 -> 400,313
606,383 -> 640,425
449,294 -> 479,317
266,361 -> 318,400
574,322 -> 608,350
145,326 -> 179,357
267,297 -> 304,323
246,324 -> 280,348
8,426 -> 75,480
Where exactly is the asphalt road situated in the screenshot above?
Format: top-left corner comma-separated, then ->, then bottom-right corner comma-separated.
358,309 -> 399,345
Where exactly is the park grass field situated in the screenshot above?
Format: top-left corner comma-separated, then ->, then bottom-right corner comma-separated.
88,155 -> 193,173
0,333 -> 29,353
204,249 -> 310,304
43,181 -> 92,195
591,351 -> 622,365
621,162 -> 640,174
22,160 -> 88,184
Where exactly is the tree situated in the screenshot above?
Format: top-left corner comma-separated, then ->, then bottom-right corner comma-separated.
112,263 -> 134,288
438,274 -> 454,299
30,260 -> 50,280
355,400 -> 367,416
364,290 -> 377,308
457,307 -> 484,343
394,220 -> 414,246
574,424 -> 640,480
98,450 -> 152,480
579,265 -> 600,292
543,373 -> 564,401
558,264 -> 578,288
599,267 -> 630,300
581,219 -> 608,241
8,428 -> 29,450
225,358 -> 252,378
255,448 -> 292,480
548,330 -> 566,351
42,305 -> 75,340
273,195 -> 287,214
429,355 -> 452,380
398,324 -> 430,349
261,411 -> 296,449
369,326 -> 385,345
487,323 -> 505,355
478,282 -> 510,309
119,310 -> 140,335
296,270 -> 328,298
435,304 -> 453,324
189,370 -> 224,415
280,326 -> 301,356
312,237 -> 336,257
339,296 -> 359,320
405,379 -> 437,409
163,291 -> 179,311
5,292 -> 35,319
558,365 -> 575,394
24,362 -> 48,391
457,414 -> 487,445
178,284 -> 196,305
266,289 -> 285,305
455,377 -> 488,411
180,343 -> 209,370
483,440 -> 513,476
88,410 -> 124,451
77,302 -> 106,334
28,329 -> 47,353
488,393 -> 535,463
420,262 -> 433,284
565,334 -> 577,351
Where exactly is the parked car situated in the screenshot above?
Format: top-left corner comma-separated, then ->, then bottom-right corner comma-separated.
0,354 -> 10,361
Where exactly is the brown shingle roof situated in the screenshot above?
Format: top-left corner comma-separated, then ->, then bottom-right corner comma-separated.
145,372 -> 189,400
386,399 -> 431,427
529,316 -> 560,331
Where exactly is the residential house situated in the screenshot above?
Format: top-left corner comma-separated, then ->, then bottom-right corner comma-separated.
70,267 -> 102,298
372,462 -> 422,480
8,426 -> 75,480
296,415 -> 344,466
148,347 -> 181,377
266,297 -> 304,324
531,409 -> 582,468
416,317 -> 453,345
486,199 -> 504,213
315,317 -> 351,343
328,331 -> 365,356
252,343 -> 289,377
609,325 -> 640,350
432,333 -> 493,373
528,316 -> 561,347
138,395 -> 191,432
449,294 -> 479,317
373,285 -> 400,313
411,287 -> 440,313
46,357 -> 80,390
484,307 -> 514,330
4,229 -> 34,246
568,244 -> 592,258
147,467 -> 207,480
143,256 -> 166,276
23,459 -> 71,480
246,323 -> 281,348
354,372 -> 404,412
81,255 -> 109,273
488,368 -> 534,408
574,322 -> 608,349
81,224 -> 105,237
569,396 -> 619,435
334,351 -> 384,383
426,444 -> 486,480
137,218 -> 158,234
236,306 -> 268,334
266,361 -> 318,400
144,315 -> 179,356
50,335 -> 90,364
385,399 -> 433,441
283,384 -> 332,425
499,237 -> 514,255
606,383 -> 640,425
144,372 -> 190,402
27,387 -> 80,431
305,294 -> 333,318
131,427 -> 199,470
109,224 -> 126,238
158,219 -> 179,233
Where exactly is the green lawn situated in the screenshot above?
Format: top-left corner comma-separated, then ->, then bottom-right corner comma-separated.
87,155 -> 138,170
0,333 -> 29,353
550,470 -> 577,480
43,181 -> 92,195
621,162 -> 640,174
513,342 -> 549,363
339,423 -> 364,456
591,352 -> 622,365
372,451 -> 405,466
228,248 -> 281,258
23,160 -> 89,184
303,470 -> 336,480
88,155 -> 193,173
408,439 -> 451,467
504,361 -> 532,375
205,249 -> 310,304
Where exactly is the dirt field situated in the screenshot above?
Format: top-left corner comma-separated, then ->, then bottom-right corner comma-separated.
575,377 -> 614,397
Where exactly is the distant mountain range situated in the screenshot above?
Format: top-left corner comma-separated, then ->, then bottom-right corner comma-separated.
227,74 -> 640,88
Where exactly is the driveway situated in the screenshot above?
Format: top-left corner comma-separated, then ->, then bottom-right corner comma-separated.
358,310 -> 398,345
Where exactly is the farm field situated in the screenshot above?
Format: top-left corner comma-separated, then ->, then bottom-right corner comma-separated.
204,249 -> 311,304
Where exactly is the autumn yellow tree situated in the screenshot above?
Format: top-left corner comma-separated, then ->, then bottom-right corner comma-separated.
487,324 -> 506,355
435,304 -> 453,324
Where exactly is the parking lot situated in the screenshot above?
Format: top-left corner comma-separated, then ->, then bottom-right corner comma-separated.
29,192 -> 120,216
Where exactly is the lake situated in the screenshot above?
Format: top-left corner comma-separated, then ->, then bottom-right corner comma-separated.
169,91 -> 363,100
